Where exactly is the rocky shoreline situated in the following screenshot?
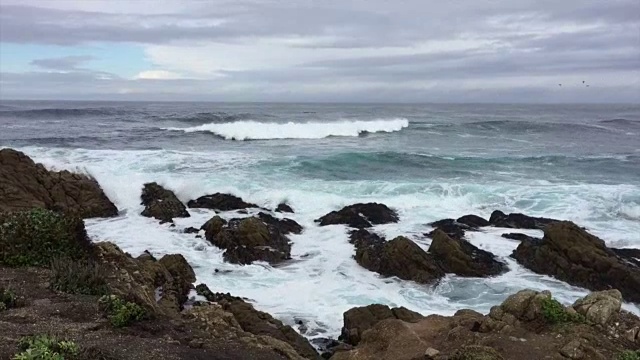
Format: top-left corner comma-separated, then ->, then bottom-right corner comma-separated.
1,148 -> 639,359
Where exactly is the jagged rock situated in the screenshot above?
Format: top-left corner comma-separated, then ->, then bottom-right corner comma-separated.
315,203 -> 399,228
203,217 -> 291,265
489,210 -> 559,230
258,212 -> 303,235
501,233 -> 539,242
140,182 -> 190,223
512,221 -> 640,302
340,304 -> 423,345
428,229 -> 507,277
0,148 -> 118,218
276,203 -> 294,213
187,193 -> 258,211
571,289 -> 622,326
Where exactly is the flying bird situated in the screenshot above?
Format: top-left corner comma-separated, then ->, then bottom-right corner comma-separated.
558,84 -> 562,87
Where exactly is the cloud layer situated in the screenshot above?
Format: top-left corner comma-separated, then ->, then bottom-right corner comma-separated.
1,0 -> 638,102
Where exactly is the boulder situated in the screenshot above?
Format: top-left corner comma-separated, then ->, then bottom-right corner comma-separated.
204,217 -> 291,265
354,235 -> 444,284
501,233 -> 539,242
427,218 -> 468,240
489,210 -> 559,230
0,148 -> 118,218
183,226 -> 200,234
512,221 -> 640,302
187,193 -> 258,211
315,203 -> 398,228
456,214 -> 490,227
258,212 -> 303,235
195,284 -> 319,359
340,304 -> 423,345
428,230 -> 507,277
572,289 -> 622,326
276,203 -> 294,213
140,182 -> 190,223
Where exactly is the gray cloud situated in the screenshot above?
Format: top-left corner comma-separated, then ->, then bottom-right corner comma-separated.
30,55 -> 95,70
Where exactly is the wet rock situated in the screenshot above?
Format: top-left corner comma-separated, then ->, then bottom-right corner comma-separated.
512,221 -> 640,302
201,215 -> 226,240
612,248 -> 640,267
187,193 -> 258,211
501,233 -> 539,242
183,226 -> 200,234
428,229 -> 507,277
258,212 -> 303,234
276,203 -> 294,213
489,210 -> 559,230
340,304 -> 423,345
571,289 -> 622,326
311,338 -> 347,359
427,218 -> 469,240
315,203 -> 399,228
456,214 -> 490,227
140,182 -> 190,223
0,148 -> 118,218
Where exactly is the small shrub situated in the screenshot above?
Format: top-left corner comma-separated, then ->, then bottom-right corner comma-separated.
49,257 -> 109,296
617,350 -> 640,360
0,209 -> 93,267
98,295 -> 146,327
14,334 -> 79,360
541,297 -> 584,324
1,287 -> 18,311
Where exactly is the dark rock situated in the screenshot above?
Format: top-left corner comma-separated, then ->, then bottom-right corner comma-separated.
158,254 -> 196,307
427,218 -> 479,240
140,182 -> 190,223
315,203 -> 399,228
195,284 -> 319,359
348,229 -> 385,247
339,304 -> 423,345
457,214 -> 490,227
354,234 -> 444,284
258,212 -> 303,234
204,217 -> 291,265
501,233 -> 539,242
0,148 -> 118,218
489,210 -> 559,230
612,248 -> 640,267
311,338 -> 347,359
429,230 -> 507,277
275,203 -> 294,213
187,193 -> 258,211
184,226 -> 200,234
512,221 -> 640,302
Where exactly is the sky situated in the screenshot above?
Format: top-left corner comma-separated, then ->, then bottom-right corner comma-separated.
0,0 -> 638,103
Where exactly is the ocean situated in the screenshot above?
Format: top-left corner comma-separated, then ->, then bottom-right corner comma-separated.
1,100 -> 639,339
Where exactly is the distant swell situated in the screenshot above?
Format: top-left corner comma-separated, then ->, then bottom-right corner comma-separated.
0,108 -> 127,118
163,118 -> 409,140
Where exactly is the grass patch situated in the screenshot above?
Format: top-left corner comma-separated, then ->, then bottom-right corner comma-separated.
49,257 -> 109,296
617,350 -> 640,360
98,295 -> 146,327
14,334 -> 79,360
541,297 -> 585,324
1,287 -> 18,311
0,209 -> 93,267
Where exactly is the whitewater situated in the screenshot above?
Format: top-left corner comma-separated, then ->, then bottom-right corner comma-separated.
1,101 -> 639,340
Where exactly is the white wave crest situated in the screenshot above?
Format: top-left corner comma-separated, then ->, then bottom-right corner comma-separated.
164,118 -> 409,140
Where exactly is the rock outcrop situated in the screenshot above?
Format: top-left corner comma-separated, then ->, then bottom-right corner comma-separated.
187,193 -> 258,211
202,216 -> 292,265
258,212 -> 303,235
316,203 -> 399,229
501,233 -> 539,242
140,182 -> 190,223
0,148 -> 118,218
512,221 -> 640,302
429,230 -> 507,277
339,304 -> 423,345
276,203 -> 294,213
427,214 -> 488,240
489,210 -> 559,230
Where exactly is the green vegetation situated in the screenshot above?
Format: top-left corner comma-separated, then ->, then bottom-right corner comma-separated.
617,350 -> 640,360
49,257 -> 109,296
0,287 -> 18,311
98,295 -> 146,327
14,335 -> 79,360
0,209 -> 93,267
540,297 -> 585,324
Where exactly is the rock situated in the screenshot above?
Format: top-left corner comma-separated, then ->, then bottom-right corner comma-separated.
315,203 -> 399,228
559,339 -> 584,359
428,229 -> 507,277
450,346 -> 503,360
187,193 -> 258,211
258,212 -> 303,234
456,214 -> 490,227
571,290 -> 622,326
204,217 -> 291,265
501,233 -> 539,242
348,228 -> 385,247
612,248 -> 640,267
310,338 -> 347,359
184,226 -> 200,234
340,304 -> 423,345
427,218 -> 469,240
354,235 -> 444,284
489,210 -> 559,230
424,347 -> 440,359
140,182 -> 190,223
0,148 -> 118,218
276,203 -> 294,213
512,221 -> 640,302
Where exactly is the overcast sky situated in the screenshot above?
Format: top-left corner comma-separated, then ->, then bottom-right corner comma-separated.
0,0 -> 638,103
